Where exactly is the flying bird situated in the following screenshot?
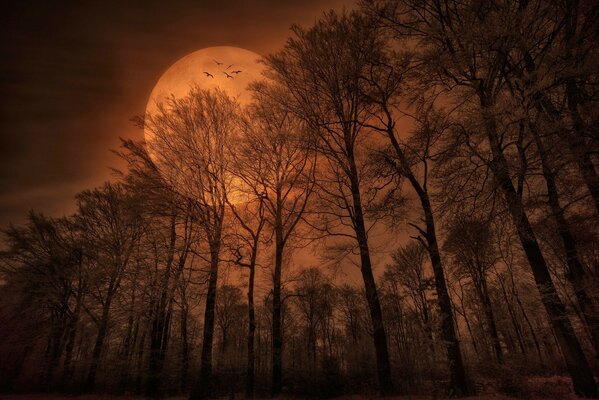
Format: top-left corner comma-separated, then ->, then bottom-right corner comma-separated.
231,70 -> 242,74
223,72 -> 234,79
203,71 -> 214,78
213,59 -> 223,66
226,64 -> 234,70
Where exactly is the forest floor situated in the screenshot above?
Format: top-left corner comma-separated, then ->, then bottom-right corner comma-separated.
0,396 -> 522,400
0,394 -> 578,400
0,375 -> 585,400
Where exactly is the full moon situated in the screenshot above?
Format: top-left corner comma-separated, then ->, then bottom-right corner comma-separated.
143,46 -> 264,202
144,46 -> 264,142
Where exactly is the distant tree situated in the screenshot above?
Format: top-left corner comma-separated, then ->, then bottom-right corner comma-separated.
293,267 -> 334,373
215,284 -> 245,366
444,217 -> 503,364
386,242 -> 435,358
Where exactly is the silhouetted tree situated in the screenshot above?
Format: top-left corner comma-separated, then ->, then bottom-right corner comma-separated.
265,11 -> 395,395
144,87 -> 238,400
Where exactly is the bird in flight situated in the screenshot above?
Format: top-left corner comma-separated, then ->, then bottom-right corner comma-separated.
223,72 -> 233,79
226,64 -> 234,70
232,70 -> 242,74
204,71 -> 214,78
213,59 -> 223,66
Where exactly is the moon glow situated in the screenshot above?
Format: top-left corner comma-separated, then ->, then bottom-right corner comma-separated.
144,46 -> 263,141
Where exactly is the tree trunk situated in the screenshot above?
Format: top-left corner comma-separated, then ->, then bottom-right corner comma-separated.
43,322 -> 63,388
147,214 -> 177,398
386,124 -> 470,396
271,224 -> 284,397
497,273 -> 526,355
190,239 -> 221,400
565,81 -> 599,214
180,293 -> 190,392
348,154 -> 393,395
482,98 -> 598,397
420,196 -> 470,395
62,292 -> 82,387
246,246 -> 257,398
478,277 -> 503,363
86,314 -> 108,391
86,283 -> 116,392
523,46 -> 599,215
532,124 -> 599,356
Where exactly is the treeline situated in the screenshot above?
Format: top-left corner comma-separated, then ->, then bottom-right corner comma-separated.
1,0 -> 599,398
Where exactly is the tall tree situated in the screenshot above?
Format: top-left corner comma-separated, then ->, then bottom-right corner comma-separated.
233,83 -> 315,396
144,87 -> 237,399
226,193 -> 267,398
265,11 -> 394,394
359,48 -> 471,393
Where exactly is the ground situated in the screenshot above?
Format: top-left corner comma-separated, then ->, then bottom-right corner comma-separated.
0,376 -> 586,400
0,394 -> 568,400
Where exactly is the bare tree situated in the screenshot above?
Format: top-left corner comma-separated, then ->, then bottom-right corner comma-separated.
366,0 -> 597,395
144,86 -> 238,400
232,82 -> 315,396
265,11 -> 395,395
0,213 -> 84,389
226,192 -> 267,398
386,242 -> 435,358
76,183 -> 143,391
444,217 -> 503,364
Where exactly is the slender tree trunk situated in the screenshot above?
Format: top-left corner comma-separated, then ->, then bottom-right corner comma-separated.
566,81 -> 599,214
62,292 -> 82,387
421,293 -> 436,361
481,97 -> 598,397
478,277 -> 503,363
271,225 -> 284,397
385,124 -> 469,395
246,246 -> 257,398
147,214 -> 177,398
348,152 -> 393,395
135,328 -> 147,394
422,197 -> 470,395
506,262 -> 544,364
497,273 -> 526,355
86,284 -> 117,392
180,299 -> 190,392
190,238 -> 222,400
455,281 -> 479,357
86,311 -> 109,391
121,315 -> 141,393
43,321 -> 63,388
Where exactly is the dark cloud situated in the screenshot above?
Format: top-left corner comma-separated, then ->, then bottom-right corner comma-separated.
0,0 -> 351,227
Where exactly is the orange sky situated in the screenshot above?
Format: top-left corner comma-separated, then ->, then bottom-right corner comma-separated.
0,0 -> 353,228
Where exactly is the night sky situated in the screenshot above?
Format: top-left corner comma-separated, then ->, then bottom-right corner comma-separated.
0,0 -> 350,228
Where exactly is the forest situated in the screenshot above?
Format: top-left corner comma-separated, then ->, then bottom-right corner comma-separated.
0,0 -> 598,399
